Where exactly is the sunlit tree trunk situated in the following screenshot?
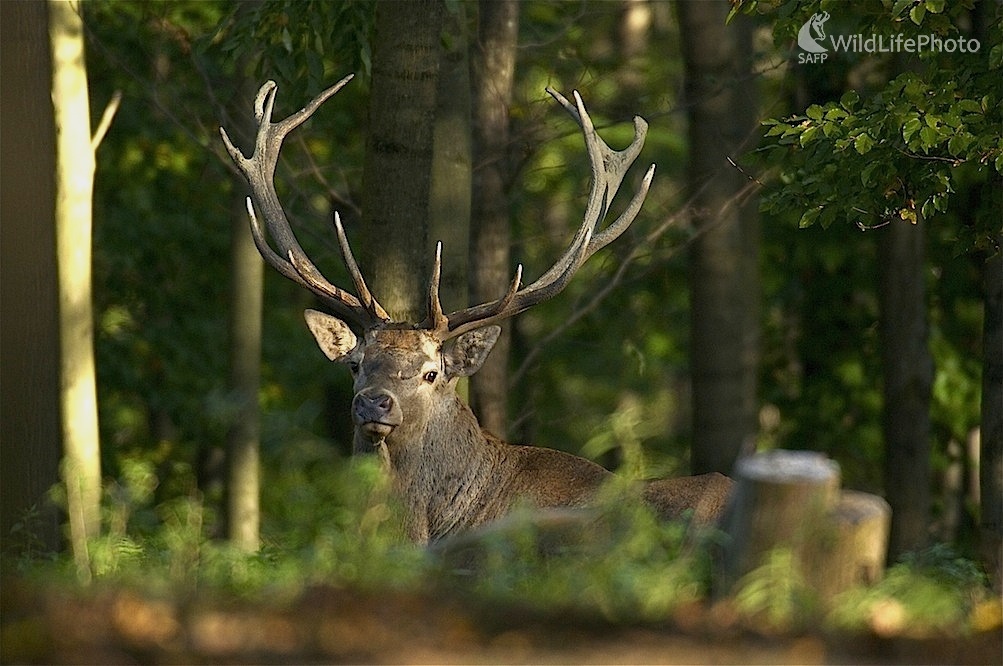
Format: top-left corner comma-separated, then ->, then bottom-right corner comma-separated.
878,217 -> 933,560
469,0 -> 519,438
50,0 -> 102,571
676,0 -> 761,475
224,18 -> 263,553
361,0 -> 445,321
226,196 -> 262,552
0,0 -> 62,552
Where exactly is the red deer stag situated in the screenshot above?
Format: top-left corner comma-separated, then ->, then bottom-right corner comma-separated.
221,76 -> 732,544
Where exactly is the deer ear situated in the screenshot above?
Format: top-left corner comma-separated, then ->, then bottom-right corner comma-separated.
444,326 -> 501,378
304,309 -> 358,362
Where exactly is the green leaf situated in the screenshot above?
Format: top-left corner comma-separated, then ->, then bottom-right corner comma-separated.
854,133 -> 875,154
947,133 -> 970,156
861,161 -> 880,186
920,125 -> 940,147
824,107 -> 849,121
806,104 -> 824,121
957,99 -> 982,113
799,125 -> 820,146
765,123 -> 789,137
891,0 -> 916,19
910,4 -> 926,24
902,117 -> 922,143
924,0 -> 945,13
840,91 -> 860,110
799,207 -> 823,228
941,112 -> 962,129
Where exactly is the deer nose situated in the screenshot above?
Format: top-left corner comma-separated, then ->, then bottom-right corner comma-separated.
352,389 -> 403,440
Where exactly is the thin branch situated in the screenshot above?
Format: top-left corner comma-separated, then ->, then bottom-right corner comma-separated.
894,146 -> 964,166
91,90 -> 122,151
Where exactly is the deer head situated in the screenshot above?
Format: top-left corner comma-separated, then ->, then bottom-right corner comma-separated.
221,76 -> 654,459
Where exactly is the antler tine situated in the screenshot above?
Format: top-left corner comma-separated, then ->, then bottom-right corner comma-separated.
333,214 -> 390,323
221,76 -> 389,331
422,242 -> 449,332
439,88 -> 653,339
245,197 -> 374,322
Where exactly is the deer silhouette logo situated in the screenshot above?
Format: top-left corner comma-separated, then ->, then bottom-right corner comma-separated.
798,11 -> 830,53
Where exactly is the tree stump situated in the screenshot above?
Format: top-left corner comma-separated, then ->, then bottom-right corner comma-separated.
718,449 -> 891,606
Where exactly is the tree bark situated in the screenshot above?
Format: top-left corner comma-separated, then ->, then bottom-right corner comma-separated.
226,195 -> 263,552
676,0 -> 761,475
49,0 -> 102,569
222,13 -> 263,553
980,229 -> 1002,588
0,0 -> 62,553
974,0 -> 1002,593
430,2 -> 471,317
361,0 -> 445,322
469,0 -> 519,438
878,217 -> 933,560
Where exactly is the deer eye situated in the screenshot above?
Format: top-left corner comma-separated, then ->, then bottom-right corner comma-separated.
423,370 -> 438,384
348,361 -> 360,374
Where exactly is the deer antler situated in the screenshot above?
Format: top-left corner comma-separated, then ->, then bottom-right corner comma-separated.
429,88 -> 655,339
220,76 -> 390,330
222,79 -> 652,338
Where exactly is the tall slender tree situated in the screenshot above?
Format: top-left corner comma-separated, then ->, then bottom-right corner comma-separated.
973,0 -> 1002,588
878,214 -> 933,557
469,0 -> 520,437
225,48 -> 264,552
676,0 -> 761,475
50,0 -> 103,573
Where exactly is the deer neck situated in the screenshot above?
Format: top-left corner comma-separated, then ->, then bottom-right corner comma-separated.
383,394 -> 511,542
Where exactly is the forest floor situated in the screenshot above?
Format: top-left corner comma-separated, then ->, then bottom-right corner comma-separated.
3,578 -> 1000,665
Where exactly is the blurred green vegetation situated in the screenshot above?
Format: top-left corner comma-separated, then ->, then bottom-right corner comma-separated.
6,456 -> 997,639
4,0 -> 994,641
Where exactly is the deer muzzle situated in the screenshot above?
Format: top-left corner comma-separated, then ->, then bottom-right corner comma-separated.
352,388 -> 403,441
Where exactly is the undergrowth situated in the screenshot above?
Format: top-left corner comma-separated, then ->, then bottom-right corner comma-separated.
3,455 -> 998,638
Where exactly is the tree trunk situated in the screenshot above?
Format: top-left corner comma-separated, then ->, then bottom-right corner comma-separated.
612,0 -> 651,116
0,0 -> 62,553
980,229 -> 1002,588
223,19 -> 263,553
49,0 -> 102,571
430,2 -> 471,317
226,194 -> 263,552
469,0 -> 519,438
676,0 -> 761,475
974,0 -> 1003,594
878,217 -> 933,560
360,0 -> 445,322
